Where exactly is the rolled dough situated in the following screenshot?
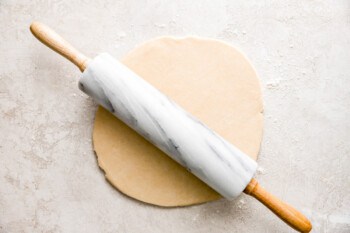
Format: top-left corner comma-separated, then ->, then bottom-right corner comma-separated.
93,37 -> 263,207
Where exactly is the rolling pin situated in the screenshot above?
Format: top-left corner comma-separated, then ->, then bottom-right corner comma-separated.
30,22 -> 312,232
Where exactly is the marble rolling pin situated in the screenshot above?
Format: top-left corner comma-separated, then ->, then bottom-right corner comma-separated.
30,22 -> 312,232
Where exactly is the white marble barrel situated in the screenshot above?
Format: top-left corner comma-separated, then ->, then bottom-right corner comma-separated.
79,53 -> 257,199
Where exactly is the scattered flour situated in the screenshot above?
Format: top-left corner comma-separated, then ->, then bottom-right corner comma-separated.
256,166 -> 266,175
266,80 -> 281,89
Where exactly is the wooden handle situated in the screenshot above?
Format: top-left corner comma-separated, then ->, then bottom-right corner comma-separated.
244,179 -> 312,232
30,22 -> 90,72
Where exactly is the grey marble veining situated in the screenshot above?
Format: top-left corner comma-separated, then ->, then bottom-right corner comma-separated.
79,53 -> 257,199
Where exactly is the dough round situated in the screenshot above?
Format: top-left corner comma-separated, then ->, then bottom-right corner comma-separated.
93,37 -> 263,207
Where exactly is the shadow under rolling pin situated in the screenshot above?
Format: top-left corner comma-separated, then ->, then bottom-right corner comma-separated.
30,22 -> 312,233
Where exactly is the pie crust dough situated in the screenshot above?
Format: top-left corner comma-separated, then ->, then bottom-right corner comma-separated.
92,37 -> 263,207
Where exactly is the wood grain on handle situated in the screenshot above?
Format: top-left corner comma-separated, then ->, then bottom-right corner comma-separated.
244,179 -> 312,232
30,22 -> 90,72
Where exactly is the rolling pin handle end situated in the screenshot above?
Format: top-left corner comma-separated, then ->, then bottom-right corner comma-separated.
244,178 -> 312,233
30,21 -> 90,72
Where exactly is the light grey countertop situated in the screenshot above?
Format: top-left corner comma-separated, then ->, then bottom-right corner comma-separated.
1,1 -> 349,232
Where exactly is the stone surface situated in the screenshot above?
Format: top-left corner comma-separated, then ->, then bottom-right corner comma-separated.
1,1 -> 350,232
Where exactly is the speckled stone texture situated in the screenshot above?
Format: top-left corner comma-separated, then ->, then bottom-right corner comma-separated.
1,1 -> 350,232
